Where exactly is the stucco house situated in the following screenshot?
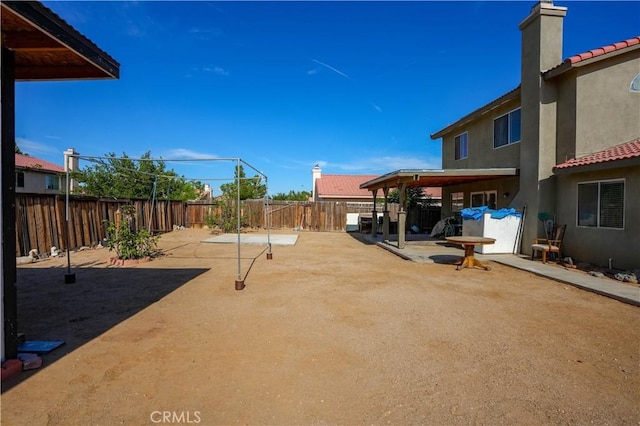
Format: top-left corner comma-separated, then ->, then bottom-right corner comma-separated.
15,153 -> 65,194
363,1 -> 639,270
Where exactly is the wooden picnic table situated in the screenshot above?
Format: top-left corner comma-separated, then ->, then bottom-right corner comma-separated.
446,236 -> 496,271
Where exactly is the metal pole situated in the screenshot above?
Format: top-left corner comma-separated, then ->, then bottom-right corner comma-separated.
235,158 -> 245,290
265,177 -> 272,259
148,175 -> 157,233
64,162 -> 75,283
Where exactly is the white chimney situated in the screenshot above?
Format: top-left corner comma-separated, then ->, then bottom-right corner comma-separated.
63,148 -> 79,192
312,164 -> 322,201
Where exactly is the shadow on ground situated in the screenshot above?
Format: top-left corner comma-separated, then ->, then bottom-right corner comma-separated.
2,265 -> 208,392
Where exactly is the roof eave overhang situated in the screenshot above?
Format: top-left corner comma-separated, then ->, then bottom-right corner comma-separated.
1,1 -> 120,81
360,168 -> 520,192
553,157 -> 640,175
430,87 -> 520,140
543,44 -> 640,80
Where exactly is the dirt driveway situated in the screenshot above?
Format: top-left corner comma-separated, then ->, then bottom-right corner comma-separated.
2,229 -> 639,425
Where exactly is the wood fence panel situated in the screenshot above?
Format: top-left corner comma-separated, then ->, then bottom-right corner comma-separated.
15,194 -> 426,255
55,197 -> 66,251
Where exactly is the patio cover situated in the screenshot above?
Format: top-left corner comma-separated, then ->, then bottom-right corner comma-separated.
1,0 -> 120,361
1,1 -> 120,80
360,168 -> 520,192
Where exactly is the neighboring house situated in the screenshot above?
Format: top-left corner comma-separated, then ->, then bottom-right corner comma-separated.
312,164 -> 380,203
428,2 -> 639,269
15,153 -> 65,194
312,164 -> 442,204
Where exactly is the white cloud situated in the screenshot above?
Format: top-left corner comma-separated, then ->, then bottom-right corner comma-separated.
329,155 -> 441,172
371,103 -> 382,113
307,69 -> 318,75
203,66 -> 229,76
188,27 -> 223,39
16,138 -> 60,155
162,148 -> 219,160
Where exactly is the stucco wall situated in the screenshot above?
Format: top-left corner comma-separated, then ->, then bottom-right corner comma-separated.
15,170 -> 62,194
555,164 -> 640,271
574,51 -> 640,156
441,98 -> 522,170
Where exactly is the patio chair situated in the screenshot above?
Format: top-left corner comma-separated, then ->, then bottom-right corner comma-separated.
531,224 -> 566,263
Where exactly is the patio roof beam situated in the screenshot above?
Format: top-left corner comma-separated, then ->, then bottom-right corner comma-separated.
360,168 -> 519,192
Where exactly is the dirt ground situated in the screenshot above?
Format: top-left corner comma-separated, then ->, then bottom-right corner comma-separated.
2,229 -> 639,425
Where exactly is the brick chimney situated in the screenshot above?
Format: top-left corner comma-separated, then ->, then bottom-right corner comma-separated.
518,0 -> 567,252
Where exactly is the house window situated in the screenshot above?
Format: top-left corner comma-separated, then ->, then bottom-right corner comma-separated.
493,108 -> 521,148
16,171 -> 25,188
470,190 -> 497,210
577,180 -> 624,229
45,174 -> 60,190
454,133 -> 468,160
451,192 -> 464,212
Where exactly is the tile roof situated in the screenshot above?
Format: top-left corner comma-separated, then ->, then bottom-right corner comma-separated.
545,36 -> 640,78
15,153 -> 65,173
317,174 -> 442,199
317,174 -> 380,198
566,36 -> 640,64
554,139 -> 640,170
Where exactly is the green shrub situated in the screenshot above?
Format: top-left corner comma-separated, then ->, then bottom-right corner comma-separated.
104,208 -> 160,260
204,199 -> 248,233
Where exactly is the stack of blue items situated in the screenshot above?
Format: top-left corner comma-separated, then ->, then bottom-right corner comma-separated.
460,206 -> 522,220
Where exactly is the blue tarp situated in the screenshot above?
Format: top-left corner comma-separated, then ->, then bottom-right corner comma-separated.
461,206 -> 522,220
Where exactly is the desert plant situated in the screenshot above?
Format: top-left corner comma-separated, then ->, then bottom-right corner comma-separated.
204,199 -> 248,233
104,207 -> 160,259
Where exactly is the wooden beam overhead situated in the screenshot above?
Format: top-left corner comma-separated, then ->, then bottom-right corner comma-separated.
1,1 -> 120,80
2,31 -> 66,50
15,65 -> 110,81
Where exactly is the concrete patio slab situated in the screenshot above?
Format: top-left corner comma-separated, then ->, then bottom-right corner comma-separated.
202,234 -> 299,245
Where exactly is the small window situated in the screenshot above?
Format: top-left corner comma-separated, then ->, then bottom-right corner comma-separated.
470,190 -> 497,210
454,133 -> 468,160
578,180 -> 624,229
45,174 -> 60,190
16,171 -> 25,188
451,192 -> 464,212
494,108 -> 521,148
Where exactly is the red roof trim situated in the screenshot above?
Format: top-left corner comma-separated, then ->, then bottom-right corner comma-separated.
15,153 -> 65,173
567,36 -> 640,64
554,139 -> 640,170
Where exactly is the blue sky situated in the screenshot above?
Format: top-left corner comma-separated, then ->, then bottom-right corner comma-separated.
15,1 -> 640,195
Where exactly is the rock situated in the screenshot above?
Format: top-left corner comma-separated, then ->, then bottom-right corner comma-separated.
614,273 -> 638,284
16,256 -> 35,265
589,271 -> 605,278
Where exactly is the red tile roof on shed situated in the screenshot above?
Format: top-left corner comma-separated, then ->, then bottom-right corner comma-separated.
554,139 -> 640,170
15,153 -> 65,173
566,36 -> 640,64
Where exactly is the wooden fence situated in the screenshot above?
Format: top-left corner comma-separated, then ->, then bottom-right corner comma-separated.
15,194 -> 439,256
15,194 -> 186,256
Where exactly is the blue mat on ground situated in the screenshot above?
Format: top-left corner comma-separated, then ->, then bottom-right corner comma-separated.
18,340 -> 64,354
